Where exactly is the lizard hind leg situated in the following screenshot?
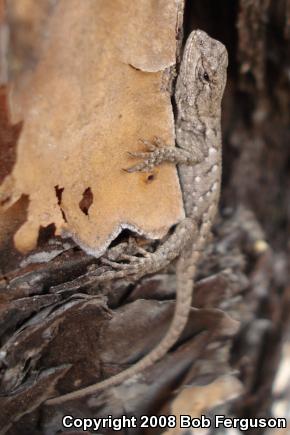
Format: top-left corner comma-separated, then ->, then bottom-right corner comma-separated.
46,219 -> 197,405
98,245 -> 174,281
92,218 -> 196,282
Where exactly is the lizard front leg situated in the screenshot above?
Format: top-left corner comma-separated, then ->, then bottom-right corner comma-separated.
90,136 -> 202,280
126,136 -> 205,173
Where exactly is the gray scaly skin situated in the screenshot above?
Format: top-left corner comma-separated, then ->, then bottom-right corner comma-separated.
47,30 -> 228,405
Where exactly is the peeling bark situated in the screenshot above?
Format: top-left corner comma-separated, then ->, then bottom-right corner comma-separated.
0,0 -> 289,434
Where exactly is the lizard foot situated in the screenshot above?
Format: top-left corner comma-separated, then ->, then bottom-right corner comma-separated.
86,256 -> 150,282
125,136 -> 195,173
125,137 -> 174,173
101,250 -> 155,276
105,237 -> 152,261
87,237 -> 155,280
89,218 -> 196,282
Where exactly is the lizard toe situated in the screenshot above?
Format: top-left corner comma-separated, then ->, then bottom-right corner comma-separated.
125,159 -> 155,173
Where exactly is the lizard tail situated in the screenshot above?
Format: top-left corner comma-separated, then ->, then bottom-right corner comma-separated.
46,249 -> 198,405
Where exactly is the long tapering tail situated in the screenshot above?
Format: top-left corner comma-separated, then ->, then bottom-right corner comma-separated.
46,248 -> 198,405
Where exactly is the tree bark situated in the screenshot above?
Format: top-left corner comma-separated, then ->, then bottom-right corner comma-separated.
0,1 -> 289,434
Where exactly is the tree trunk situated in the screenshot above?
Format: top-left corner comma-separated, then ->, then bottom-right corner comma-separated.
0,1 -> 289,434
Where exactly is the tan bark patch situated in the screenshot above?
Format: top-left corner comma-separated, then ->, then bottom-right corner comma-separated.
2,0 -> 185,256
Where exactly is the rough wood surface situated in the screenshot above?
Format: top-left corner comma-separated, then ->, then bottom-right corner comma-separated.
0,0 -> 289,434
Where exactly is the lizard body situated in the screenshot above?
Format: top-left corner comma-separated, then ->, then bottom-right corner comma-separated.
47,30 -> 228,405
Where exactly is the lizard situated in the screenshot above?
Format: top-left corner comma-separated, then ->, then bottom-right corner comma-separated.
46,29 -> 228,405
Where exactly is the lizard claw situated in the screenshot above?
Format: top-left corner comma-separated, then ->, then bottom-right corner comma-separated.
138,138 -> 158,152
118,248 -> 151,261
127,151 -> 151,159
152,136 -> 166,147
101,258 -> 130,269
101,251 -> 147,269
100,245 -> 155,275
125,161 -> 155,173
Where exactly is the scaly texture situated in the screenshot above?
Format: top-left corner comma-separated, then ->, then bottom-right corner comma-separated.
47,29 -> 228,405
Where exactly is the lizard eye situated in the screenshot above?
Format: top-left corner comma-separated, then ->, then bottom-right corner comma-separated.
203,71 -> 210,82
198,67 -> 211,84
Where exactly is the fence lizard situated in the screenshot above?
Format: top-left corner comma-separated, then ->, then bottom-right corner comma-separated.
47,29 -> 228,404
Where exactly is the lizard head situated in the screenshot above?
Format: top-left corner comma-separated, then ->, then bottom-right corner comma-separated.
178,29 -> 228,118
